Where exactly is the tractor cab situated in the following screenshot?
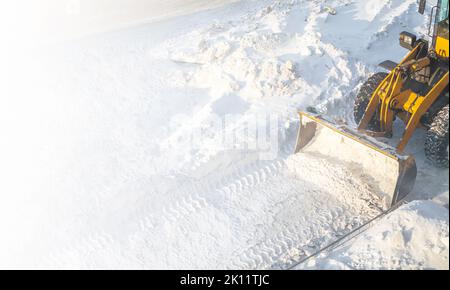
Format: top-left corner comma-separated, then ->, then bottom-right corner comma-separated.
434,0 -> 449,58
419,0 -> 449,59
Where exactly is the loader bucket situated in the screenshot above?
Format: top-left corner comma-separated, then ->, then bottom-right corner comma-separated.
294,112 -> 417,209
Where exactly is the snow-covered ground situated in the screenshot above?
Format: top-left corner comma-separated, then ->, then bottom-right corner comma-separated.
0,0 -> 448,269
298,201 -> 449,270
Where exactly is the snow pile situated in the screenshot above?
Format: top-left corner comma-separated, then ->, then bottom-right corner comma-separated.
169,0 -> 359,111
299,201 -> 449,270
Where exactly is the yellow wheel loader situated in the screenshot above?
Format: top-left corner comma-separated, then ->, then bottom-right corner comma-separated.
295,0 -> 449,209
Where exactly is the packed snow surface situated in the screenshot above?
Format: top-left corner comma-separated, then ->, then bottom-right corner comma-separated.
0,0 -> 448,269
298,201 -> 449,270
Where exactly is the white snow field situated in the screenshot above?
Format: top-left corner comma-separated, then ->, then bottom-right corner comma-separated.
0,0 -> 448,269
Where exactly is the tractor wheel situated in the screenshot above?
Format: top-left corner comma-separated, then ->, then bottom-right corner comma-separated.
425,105 -> 449,168
354,72 -> 388,131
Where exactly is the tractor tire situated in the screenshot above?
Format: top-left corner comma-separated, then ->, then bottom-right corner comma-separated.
425,105 -> 449,168
354,72 -> 388,131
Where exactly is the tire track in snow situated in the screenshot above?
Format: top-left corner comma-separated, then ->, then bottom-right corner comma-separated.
41,155 -> 291,268
144,156 -> 289,230
214,153 -> 384,269
43,149 -> 383,269
225,209 -> 360,270
216,159 -> 287,198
